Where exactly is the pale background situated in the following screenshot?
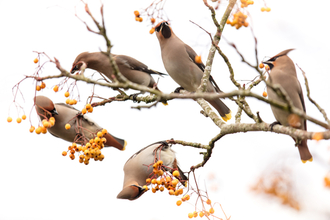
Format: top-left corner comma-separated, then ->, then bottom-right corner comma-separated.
1,0 -> 330,219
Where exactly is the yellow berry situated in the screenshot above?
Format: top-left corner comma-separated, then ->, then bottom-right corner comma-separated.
36,85 -> 41,91
262,91 -> 268,97
159,186 -> 164,192
173,170 -> 180,177
85,103 -> 91,110
188,213 -> 193,218
64,91 -> 70,97
62,151 -> 67,156
261,7 -> 266,12
176,200 -> 182,206
143,185 -> 149,191
69,99 -> 75,105
87,106 -> 93,113
146,178 -> 151,184
53,85 -> 59,92
35,126 -> 42,134
34,58 -> 39,63
22,115 -> 27,120
199,212 -> 204,217
266,7 -> 271,12
193,211 -> 198,218
97,131 -> 103,138
41,126 -> 47,134
7,117 -> 12,123
206,199 -> 211,205
169,190 -> 175,195
195,55 -> 202,64
265,65 -> 270,71
65,99 -> 70,104
65,123 -> 71,130
209,208 -> 214,214
29,126 -> 35,133
135,17 -> 140,21
73,99 -> 77,104
40,82 -> 46,89
16,118 -> 22,123
81,108 -> 87,114
42,120 -> 50,128
151,179 -> 157,185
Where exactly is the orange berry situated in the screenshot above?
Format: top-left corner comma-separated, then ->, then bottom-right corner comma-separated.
209,208 -> 214,214
151,179 -> 157,184
42,120 -> 50,128
138,17 -> 143,22
143,185 -> 149,191
135,17 -> 140,21
7,117 -> 12,123
184,195 -> 190,201
173,170 -> 179,177
87,106 -> 93,113
29,126 -> 35,133
152,188 -> 157,193
159,186 -> 164,192
149,28 -> 155,34
62,151 -> 67,156
81,108 -> 87,114
65,99 -> 70,104
65,123 -> 71,130
151,18 -> 156,24
34,58 -> 39,63
85,103 -> 91,110
41,126 -> 47,134
16,118 -> 22,123
69,99 -> 75,105
169,190 -> 175,195
195,55 -> 202,64
265,65 -> 270,71
158,170 -> 164,176
35,126 -> 42,134
199,212 -> 204,217
176,200 -> 182,206
97,131 -> 103,138
146,178 -> 151,184
261,7 -> 266,12
53,85 -> 59,92
266,7 -> 271,12
73,99 -> 77,105
259,63 -> 264,68
40,82 -> 46,89
313,132 -> 323,141
206,199 -> 211,205
64,91 -> 70,97
262,91 -> 267,97
69,154 -> 75,160
193,211 -> 198,218
134,10 -> 140,17
188,213 -> 193,218
36,85 -> 41,91
22,115 -> 27,120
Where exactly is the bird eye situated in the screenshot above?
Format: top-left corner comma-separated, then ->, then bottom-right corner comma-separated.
164,22 -> 168,25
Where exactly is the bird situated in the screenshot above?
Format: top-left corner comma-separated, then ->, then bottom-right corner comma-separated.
262,49 -> 312,163
154,21 -> 231,121
34,95 -> 126,151
70,52 -> 166,90
117,141 -> 187,200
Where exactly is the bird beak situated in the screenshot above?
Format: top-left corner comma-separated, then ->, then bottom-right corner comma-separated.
70,66 -> 78,74
51,108 -> 59,115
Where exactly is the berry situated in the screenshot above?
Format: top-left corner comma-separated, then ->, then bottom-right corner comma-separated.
259,63 -> 264,68
199,212 -> 204,217
69,99 -> 75,105
35,126 -> 42,134
149,28 -> 155,34
206,199 -> 211,205
97,131 -> 103,138
262,91 -> 267,97
65,99 -> 70,104
41,126 -> 47,134
34,58 -> 39,63
176,200 -> 182,206
209,208 -> 214,214
29,126 -> 35,133
36,85 -> 41,91
134,10 -> 140,17
62,151 -> 67,156
146,178 -> 151,184
173,170 -> 180,177
85,103 -> 91,110
151,18 -> 156,24
81,108 -> 87,115
195,55 -> 202,64
40,82 -> 46,89
64,91 -> 70,97
188,213 -> 193,219
16,118 -> 22,123
53,85 -> 59,92
65,124 -> 71,130
138,17 -> 143,22
193,211 -> 198,218
7,117 -> 12,123
87,106 -> 93,113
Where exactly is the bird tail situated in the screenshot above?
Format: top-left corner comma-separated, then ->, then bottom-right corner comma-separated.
103,133 -> 127,151
207,98 -> 232,122
298,139 -> 313,163
117,185 -> 146,200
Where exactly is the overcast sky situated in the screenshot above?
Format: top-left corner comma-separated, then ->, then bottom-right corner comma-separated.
1,0 -> 330,220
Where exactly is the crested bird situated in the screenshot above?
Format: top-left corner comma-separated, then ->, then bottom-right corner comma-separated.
117,141 -> 187,200
154,21 -> 231,121
70,52 -> 166,90
263,49 -> 312,163
35,95 -> 126,150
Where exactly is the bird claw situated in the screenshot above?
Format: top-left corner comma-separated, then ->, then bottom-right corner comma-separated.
129,93 -> 141,103
269,121 -> 281,131
174,87 -> 184,93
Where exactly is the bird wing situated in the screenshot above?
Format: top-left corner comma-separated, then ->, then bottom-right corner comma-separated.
298,84 -> 307,130
184,44 -> 222,93
116,55 -> 166,76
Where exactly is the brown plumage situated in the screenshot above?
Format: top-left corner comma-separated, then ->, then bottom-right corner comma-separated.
35,96 -> 127,150
70,52 -> 166,89
263,49 -> 312,163
154,21 -> 231,121
117,141 -> 187,200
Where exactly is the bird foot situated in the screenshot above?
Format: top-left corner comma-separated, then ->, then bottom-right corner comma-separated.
174,87 -> 184,93
129,93 -> 142,103
269,121 -> 281,131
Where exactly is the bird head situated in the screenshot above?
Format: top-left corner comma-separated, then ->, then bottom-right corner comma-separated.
35,96 -> 58,117
70,52 -> 90,74
155,21 -> 172,40
262,49 -> 295,70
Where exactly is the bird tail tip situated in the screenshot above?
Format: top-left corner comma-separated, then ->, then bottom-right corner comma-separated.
222,111 -> 232,122
301,157 -> 313,163
121,140 -> 128,151
162,101 -> 168,106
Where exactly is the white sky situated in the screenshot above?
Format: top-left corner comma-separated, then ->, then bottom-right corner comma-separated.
1,0 -> 330,219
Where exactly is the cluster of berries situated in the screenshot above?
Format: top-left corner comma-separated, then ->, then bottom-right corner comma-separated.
36,82 -> 46,91
134,10 -> 157,34
187,199 -> 214,218
226,11 -> 249,29
62,129 -> 107,165
143,160 -> 187,195
240,0 -> 254,8
261,7 -> 271,12
7,114 -> 27,124
34,117 -> 56,134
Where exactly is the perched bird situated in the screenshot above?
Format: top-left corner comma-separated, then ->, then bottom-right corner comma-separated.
34,95 -> 126,150
117,141 -> 187,200
263,49 -> 312,163
70,52 -> 166,89
154,21 -> 231,121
